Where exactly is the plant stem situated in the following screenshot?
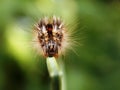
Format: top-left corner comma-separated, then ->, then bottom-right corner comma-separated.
46,57 -> 65,90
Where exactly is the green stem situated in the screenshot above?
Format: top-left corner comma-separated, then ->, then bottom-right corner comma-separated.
46,57 -> 65,90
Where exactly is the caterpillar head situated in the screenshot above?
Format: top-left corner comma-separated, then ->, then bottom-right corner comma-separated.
34,16 -> 65,57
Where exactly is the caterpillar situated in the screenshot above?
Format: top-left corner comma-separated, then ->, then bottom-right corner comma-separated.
32,15 -> 81,58
33,16 -> 69,58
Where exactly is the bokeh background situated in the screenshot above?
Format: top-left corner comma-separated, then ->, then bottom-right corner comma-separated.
0,0 -> 120,90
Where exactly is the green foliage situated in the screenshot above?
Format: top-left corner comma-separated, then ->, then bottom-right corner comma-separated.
0,0 -> 120,90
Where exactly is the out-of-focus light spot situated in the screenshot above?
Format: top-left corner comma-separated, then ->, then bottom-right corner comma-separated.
5,23 -> 36,70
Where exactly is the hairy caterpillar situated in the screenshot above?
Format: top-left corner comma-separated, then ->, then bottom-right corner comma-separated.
32,16 -> 81,58
33,16 -> 65,58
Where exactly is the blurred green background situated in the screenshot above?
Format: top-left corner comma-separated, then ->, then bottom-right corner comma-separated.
0,0 -> 120,90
